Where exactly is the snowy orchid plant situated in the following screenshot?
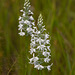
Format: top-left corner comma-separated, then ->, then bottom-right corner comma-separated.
18,0 -> 53,71
29,14 -> 53,70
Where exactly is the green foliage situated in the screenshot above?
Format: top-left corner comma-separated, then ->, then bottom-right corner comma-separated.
0,0 -> 75,75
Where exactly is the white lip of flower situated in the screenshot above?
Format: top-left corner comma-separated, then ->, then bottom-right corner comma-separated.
45,34 -> 49,39
37,45 -> 46,50
18,28 -> 23,31
44,57 -> 51,63
36,37 -> 44,45
47,46 -> 51,51
42,25 -> 45,27
45,40 -> 50,44
47,65 -> 51,71
24,20 -> 31,25
20,9 -> 24,12
30,48 -> 36,54
18,24 -> 23,30
23,7 -> 26,9
47,63 -> 53,71
18,24 -> 23,27
34,64 -> 44,70
23,12 -> 26,17
32,22 -> 35,26
43,28 -> 46,31
18,16 -> 22,20
44,48 -> 47,51
43,51 -> 51,57
29,54 -> 39,64
29,16 -> 34,20
18,31 -> 25,36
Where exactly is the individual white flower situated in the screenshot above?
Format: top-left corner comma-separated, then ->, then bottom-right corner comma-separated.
18,16 -> 22,20
30,48 -> 36,54
31,34 -> 34,37
44,48 -> 47,51
37,31 -> 40,34
47,46 -> 51,51
31,40 -> 35,44
30,41 -> 36,47
27,27 -> 33,33
29,16 -> 34,20
23,12 -> 26,17
45,40 -> 50,44
18,31 -> 25,36
19,19 -> 24,24
44,57 -> 50,63
29,57 -> 39,64
29,10 -> 33,15
31,37 -> 36,41
43,51 -> 51,57
32,22 -> 35,26
45,33 -> 49,39
18,24 -> 23,30
29,54 -> 39,64
36,37 -> 44,45
24,20 -> 31,25
47,63 -> 53,71
47,65 -> 51,71
34,64 -> 44,70
37,45 -> 46,50
42,26 -> 46,30
33,27 -> 37,29
20,9 -> 24,12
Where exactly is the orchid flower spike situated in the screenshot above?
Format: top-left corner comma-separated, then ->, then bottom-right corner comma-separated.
18,0 -> 35,36
29,14 -> 53,70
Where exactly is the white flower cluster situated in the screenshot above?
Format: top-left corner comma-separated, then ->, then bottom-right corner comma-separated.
18,0 -> 53,71
29,14 -> 53,70
18,0 -> 35,36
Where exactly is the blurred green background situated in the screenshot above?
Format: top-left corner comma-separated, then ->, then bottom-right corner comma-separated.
0,0 -> 75,75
